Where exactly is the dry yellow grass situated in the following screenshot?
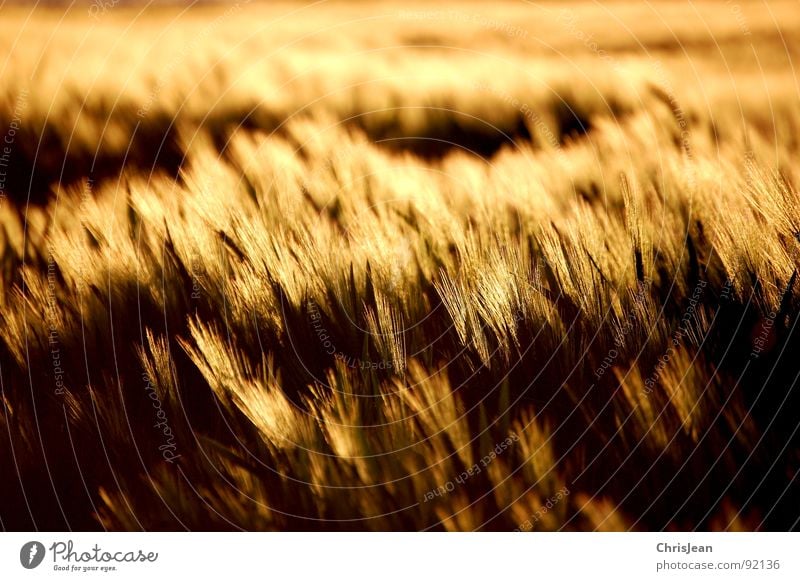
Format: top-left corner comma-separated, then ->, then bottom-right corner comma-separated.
0,0 -> 798,531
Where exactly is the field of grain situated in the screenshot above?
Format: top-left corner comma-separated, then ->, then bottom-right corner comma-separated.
0,0 -> 798,531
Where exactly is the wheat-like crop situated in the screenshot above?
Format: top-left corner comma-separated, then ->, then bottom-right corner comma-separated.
0,0 -> 798,531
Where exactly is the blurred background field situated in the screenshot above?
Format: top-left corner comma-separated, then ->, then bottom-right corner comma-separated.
0,1 -> 798,202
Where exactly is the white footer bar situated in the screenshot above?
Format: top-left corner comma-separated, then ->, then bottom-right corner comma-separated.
1,533 -> 796,580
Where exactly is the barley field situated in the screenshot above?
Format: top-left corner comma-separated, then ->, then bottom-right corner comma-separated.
0,0 -> 798,531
